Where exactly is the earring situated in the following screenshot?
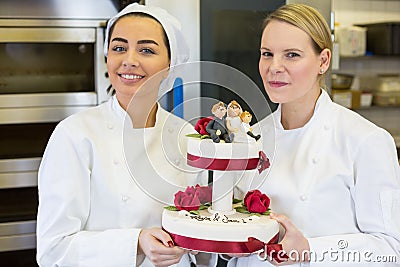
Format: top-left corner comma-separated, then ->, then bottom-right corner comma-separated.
320,69 -> 324,74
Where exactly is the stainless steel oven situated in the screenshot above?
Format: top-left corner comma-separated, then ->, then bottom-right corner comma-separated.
0,19 -> 109,108
0,18 -> 109,264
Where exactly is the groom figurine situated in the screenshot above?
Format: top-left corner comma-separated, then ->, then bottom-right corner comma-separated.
206,101 -> 233,143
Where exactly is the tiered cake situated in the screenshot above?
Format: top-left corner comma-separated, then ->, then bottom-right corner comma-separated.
162,136 -> 279,253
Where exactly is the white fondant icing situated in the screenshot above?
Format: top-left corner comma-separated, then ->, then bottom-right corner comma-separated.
207,206 -> 236,216
161,137 -> 277,250
178,210 -> 190,217
162,209 -> 279,243
187,138 -> 261,159
211,170 -> 236,212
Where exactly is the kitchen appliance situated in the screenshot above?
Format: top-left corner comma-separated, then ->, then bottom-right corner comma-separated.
0,18 -> 110,265
358,22 -> 400,56
0,0 -> 118,264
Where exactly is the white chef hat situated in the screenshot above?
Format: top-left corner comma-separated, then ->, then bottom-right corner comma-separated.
103,3 -> 190,69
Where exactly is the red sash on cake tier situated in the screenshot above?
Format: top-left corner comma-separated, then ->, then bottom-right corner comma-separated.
164,230 -> 287,263
187,154 -> 259,170
187,151 -> 270,173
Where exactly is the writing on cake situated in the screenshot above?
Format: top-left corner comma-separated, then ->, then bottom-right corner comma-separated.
184,212 -> 257,224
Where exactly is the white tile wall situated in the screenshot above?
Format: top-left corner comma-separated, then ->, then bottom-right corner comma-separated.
333,0 -> 400,26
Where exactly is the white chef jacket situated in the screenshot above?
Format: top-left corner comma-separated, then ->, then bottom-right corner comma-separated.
229,89 -> 400,266
36,96 -> 214,267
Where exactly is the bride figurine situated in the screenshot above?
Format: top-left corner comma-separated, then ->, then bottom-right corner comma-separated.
226,100 -> 255,143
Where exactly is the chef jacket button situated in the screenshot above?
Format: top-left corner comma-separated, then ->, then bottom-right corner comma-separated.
324,124 -> 330,130
107,123 -> 114,130
121,195 -> 129,202
312,158 -> 318,164
300,195 -> 307,201
113,159 -> 119,165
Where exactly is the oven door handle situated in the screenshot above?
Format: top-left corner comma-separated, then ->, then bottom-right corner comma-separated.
0,220 -> 37,252
0,172 -> 38,189
0,158 -> 40,188
0,106 -> 94,124
1,27 -> 95,43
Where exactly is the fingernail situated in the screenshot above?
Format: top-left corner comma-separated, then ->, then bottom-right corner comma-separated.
168,241 -> 174,247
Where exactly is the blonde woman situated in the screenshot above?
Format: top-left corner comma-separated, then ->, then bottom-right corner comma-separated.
228,3 -> 400,267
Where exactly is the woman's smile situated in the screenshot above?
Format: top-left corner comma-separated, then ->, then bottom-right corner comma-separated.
118,73 -> 145,83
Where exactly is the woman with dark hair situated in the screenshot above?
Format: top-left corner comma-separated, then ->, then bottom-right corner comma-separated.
36,4 -> 213,267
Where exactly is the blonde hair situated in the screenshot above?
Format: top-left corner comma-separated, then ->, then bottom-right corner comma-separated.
228,100 -> 241,109
263,4 -> 332,87
211,101 -> 226,113
240,111 -> 252,121
227,100 -> 242,117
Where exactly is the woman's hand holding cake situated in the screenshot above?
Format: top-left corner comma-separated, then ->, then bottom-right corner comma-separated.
138,228 -> 187,267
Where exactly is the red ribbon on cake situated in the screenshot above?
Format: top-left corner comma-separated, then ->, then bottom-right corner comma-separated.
164,230 -> 286,262
264,243 -> 289,263
257,151 -> 270,174
187,151 -> 269,172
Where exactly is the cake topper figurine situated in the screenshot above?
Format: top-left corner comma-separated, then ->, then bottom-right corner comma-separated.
226,100 -> 259,143
226,100 -> 243,134
206,101 -> 233,143
240,111 -> 261,141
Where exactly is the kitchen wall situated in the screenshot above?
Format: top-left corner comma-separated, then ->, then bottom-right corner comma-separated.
332,0 -> 400,148
333,0 -> 400,26
333,0 -> 400,77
